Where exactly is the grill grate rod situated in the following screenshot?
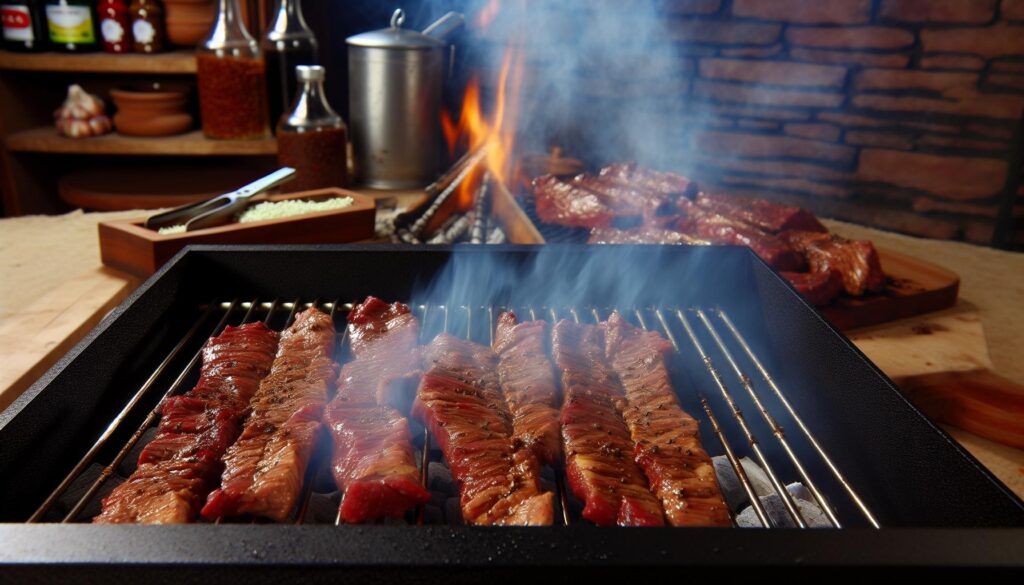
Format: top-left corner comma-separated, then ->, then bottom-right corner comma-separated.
673,309 -> 806,528
694,308 -> 841,528
63,298 -> 254,523
26,300 -> 224,523
714,310 -> 881,528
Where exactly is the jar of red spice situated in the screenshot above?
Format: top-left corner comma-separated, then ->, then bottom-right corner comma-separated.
277,65 -> 347,191
196,0 -> 268,139
98,0 -> 130,53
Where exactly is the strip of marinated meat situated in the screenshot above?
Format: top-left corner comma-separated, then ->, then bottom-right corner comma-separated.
202,308 -> 337,522
603,313 -> 731,527
695,192 -> 827,234
492,312 -> 562,465
571,174 -> 653,220
327,404 -> 429,523
677,198 -> 805,271
588,226 -> 710,245
336,297 -> 422,410
598,161 -> 697,197
328,297 -> 429,524
532,174 -> 615,229
779,231 -> 886,296
413,333 -> 554,525
95,322 -> 279,524
551,320 -> 665,526
781,270 -> 843,306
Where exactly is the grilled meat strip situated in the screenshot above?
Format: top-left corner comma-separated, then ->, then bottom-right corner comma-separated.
95,322 -> 279,524
202,308 -> 337,522
328,404 -> 429,523
603,313 -> 731,526
336,297 -> 422,410
551,320 -> 665,526
779,231 -> 886,296
695,192 -> 826,234
492,312 -> 562,465
678,198 -> 805,271
413,333 -> 554,525
598,161 -> 696,197
532,174 -> 615,229
781,270 -> 843,306
328,297 -> 429,524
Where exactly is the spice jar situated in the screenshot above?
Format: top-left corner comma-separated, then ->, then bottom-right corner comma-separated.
277,65 -> 347,191
196,0 -> 268,139
262,0 -> 317,134
129,0 -> 164,53
98,0 -> 130,53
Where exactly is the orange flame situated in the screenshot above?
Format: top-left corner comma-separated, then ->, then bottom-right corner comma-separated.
442,48 -> 524,209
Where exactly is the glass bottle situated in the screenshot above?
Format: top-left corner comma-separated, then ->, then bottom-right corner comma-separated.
196,0 -> 268,140
2,0 -> 48,51
98,0 -> 130,53
45,0 -> 98,52
262,0 -> 318,134
129,0 -> 164,53
277,65 -> 347,191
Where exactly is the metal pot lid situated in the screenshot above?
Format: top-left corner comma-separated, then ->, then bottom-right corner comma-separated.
346,9 -> 444,50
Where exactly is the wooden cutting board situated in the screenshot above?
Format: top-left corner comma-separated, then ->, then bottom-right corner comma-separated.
851,308 -> 1024,470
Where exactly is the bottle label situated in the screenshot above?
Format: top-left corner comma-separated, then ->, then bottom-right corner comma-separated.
131,18 -> 153,44
100,17 -> 123,43
46,5 -> 94,44
1,5 -> 34,42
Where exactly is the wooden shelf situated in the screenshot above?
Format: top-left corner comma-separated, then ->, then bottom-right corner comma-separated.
6,127 -> 277,156
0,50 -> 196,74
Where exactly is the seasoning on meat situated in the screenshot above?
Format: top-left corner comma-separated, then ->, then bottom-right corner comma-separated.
781,270 -> 843,307
551,320 -> 665,526
532,174 -> 616,229
413,333 -> 554,525
677,198 -> 806,272
695,192 -> 827,234
603,313 -> 731,526
94,322 -> 279,524
201,308 -> 337,522
492,312 -> 562,465
779,231 -> 886,296
328,296 -> 429,524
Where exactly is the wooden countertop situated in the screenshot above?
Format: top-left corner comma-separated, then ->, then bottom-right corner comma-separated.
0,209 -> 1022,501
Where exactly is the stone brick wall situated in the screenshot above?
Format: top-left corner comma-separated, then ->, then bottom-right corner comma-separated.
468,0 -> 1024,248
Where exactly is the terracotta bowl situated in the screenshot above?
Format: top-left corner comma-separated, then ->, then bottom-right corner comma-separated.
111,83 -> 194,137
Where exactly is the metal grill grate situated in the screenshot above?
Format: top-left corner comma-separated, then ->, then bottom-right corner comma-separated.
28,299 -> 879,528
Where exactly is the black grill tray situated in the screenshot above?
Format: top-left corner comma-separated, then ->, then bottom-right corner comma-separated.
1,244 -> 1022,578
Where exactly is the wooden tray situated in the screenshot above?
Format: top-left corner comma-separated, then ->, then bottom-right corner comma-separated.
99,188 -> 376,278
491,182 -> 958,331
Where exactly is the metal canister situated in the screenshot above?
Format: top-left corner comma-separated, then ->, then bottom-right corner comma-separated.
347,9 -> 463,189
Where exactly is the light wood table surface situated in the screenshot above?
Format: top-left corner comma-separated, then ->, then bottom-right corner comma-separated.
1,209 -> 1022,501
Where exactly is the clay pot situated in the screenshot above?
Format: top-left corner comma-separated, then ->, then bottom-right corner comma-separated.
111,82 -> 194,137
164,0 -> 215,47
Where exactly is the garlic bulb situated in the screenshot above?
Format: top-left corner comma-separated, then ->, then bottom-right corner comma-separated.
54,84 -> 112,138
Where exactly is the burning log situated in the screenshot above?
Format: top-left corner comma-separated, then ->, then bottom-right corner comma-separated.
391,147 -> 489,244
469,173 -> 491,245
